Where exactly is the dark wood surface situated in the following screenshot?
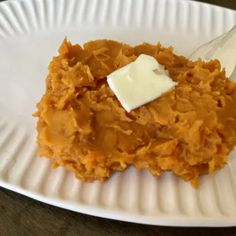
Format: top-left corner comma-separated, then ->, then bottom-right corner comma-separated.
1,0 -> 236,235
197,0 -> 236,9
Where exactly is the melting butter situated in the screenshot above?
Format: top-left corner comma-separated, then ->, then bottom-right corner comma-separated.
107,54 -> 177,112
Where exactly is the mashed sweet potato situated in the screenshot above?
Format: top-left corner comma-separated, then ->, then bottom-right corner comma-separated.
35,39 -> 236,186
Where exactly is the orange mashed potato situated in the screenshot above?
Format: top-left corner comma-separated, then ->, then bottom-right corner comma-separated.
35,39 -> 236,186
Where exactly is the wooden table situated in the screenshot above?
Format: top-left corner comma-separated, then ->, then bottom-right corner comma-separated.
0,0 -> 236,235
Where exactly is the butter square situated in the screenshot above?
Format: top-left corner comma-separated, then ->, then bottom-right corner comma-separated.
107,54 -> 177,112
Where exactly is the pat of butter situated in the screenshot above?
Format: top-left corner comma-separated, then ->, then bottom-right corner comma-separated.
107,54 -> 177,112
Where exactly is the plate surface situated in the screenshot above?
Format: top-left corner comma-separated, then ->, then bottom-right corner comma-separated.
0,0 -> 236,227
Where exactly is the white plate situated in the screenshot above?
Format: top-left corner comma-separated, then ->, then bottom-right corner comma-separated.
0,0 -> 236,227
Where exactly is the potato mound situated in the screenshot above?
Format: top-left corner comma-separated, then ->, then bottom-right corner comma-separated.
35,38 -> 236,186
